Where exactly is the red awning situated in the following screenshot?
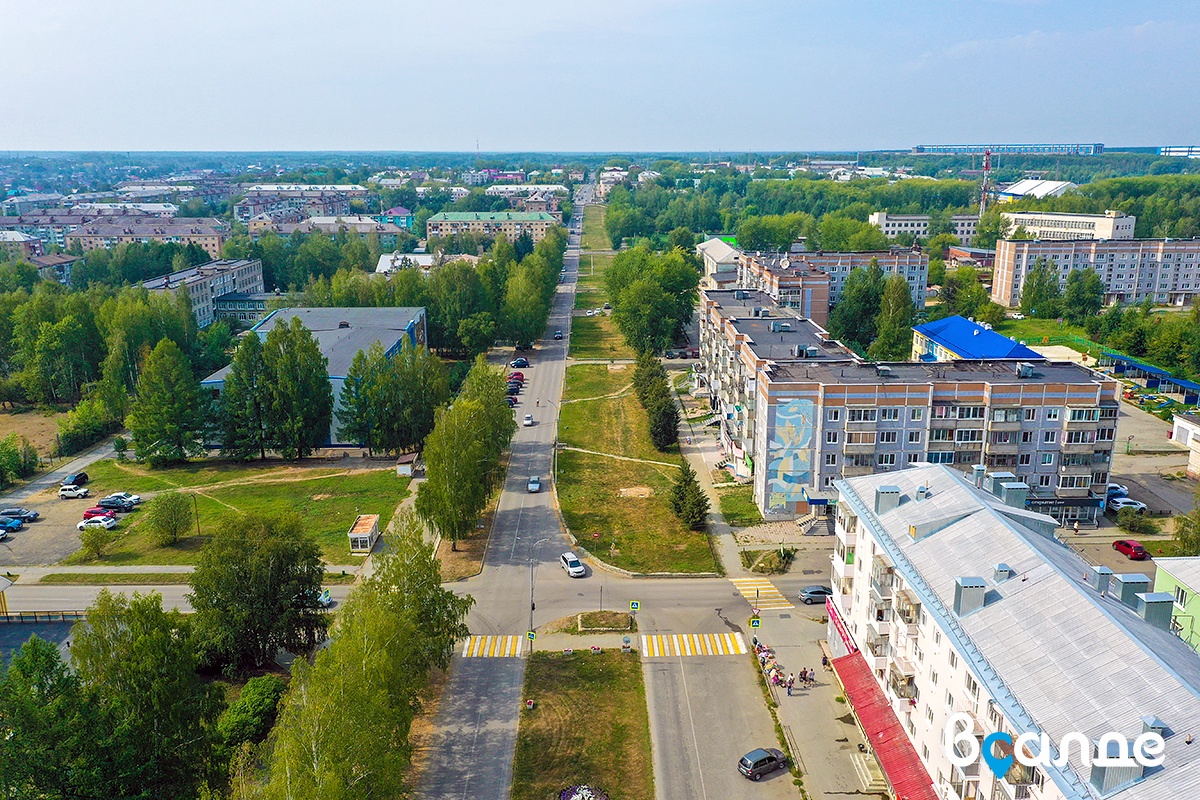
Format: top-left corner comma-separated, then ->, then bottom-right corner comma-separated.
832,651 -> 939,800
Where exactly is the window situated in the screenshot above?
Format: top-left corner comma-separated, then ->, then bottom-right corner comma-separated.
955,429 -> 983,443
1097,428 -> 1116,441
1059,475 -> 1090,489
948,652 -> 958,670
930,670 -> 939,685
965,674 -> 979,700
878,454 -> 896,467
825,453 -> 838,466
930,429 -> 952,441
880,408 -> 899,421
1176,586 -> 1190,608
907,453 -> 922,463
826,409 -> 840,422
1045,408 -> 1061,421
1069,408 -> 1100,422
849,408 -> 877,422
932,406 -> 951,419
914,645 -> 924,662
879,431 -> 898,444
1021,431 -> 1033,443
956,406 -> 985,420
826,431 -> 839,444
928,452 -> 954,464
1043,431 -> 1058,444
945,690 -> 955,711
1092,471 -> 1108,484
1039,475 -> 1052,487
910,408 -> 924,421
846,432 -> 876,445
992,408 -> 1020,423
1018,453 -> 1032,466
1041,453 -> 1054,465
925,708 -> 934,725
934,631 -> 942,647
1066,430 -> 1096,444
908,431 -> 922,443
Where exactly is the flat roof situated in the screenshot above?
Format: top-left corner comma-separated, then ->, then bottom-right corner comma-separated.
730,316 -> 850,362
769,358 -> 1109,387
142,259 -> 259,290
427,211 -> 557,222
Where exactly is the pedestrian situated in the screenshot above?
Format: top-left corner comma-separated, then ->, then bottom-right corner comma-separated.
1073,520 -> 1080,535
536,398 -> 540,407
786,673 -> 795,696
822,655 -> 830,670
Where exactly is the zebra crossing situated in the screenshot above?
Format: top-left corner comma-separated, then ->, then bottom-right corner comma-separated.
730,577 -> 794,610
641,632 -> 747,658
461,635 -> 524,658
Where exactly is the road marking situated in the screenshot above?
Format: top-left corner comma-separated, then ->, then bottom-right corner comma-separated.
461,635 -> 524,658
730,577 -> 794,609
640,633 -> 747,658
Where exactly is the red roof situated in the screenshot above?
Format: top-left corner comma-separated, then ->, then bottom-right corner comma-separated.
831,652 -> 938,800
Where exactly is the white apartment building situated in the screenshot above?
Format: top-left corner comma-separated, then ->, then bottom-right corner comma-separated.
869,212 -> 979,245
142,259 -> 264,328
827,464 -> 1200,800
992,238 -> 1200,308
1001,211 -> 1135,241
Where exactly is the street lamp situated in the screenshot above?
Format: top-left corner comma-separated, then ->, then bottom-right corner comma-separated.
528,536 -> 553,652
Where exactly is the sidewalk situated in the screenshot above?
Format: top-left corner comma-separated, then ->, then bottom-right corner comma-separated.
677,395 -> 747,576
0,563 -> 364,582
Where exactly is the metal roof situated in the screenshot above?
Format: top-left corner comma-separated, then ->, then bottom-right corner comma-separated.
1153,558 -> 1200,593
913,315 -> 1043,360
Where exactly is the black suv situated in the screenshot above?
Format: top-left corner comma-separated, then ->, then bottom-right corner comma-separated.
62,472 -> 89,486
96,497 -> 135,513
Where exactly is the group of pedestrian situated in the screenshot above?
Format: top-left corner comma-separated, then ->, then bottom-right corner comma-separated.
754,637 -> 818,697
785,667 -> 817,695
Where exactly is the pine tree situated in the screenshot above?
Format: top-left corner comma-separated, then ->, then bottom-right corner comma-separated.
220,333 -> 270,460
670,460 -> 710,531
125,339 -> 206,466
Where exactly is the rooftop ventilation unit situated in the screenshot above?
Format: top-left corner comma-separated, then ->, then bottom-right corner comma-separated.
1014,362 -> 1035,378
993,563 -> 1014,583
874,485 -> 901,514
953,577 -> 987,617
1112,573 -> 1152,608
1087,565 -> 1114,595
998,481 -> 1028,509
1136,592 -> 1175,631
1089,739 -> 1146,795
915,486 -> 929,501
876,365 -> 893,379
806,346 -> 818,358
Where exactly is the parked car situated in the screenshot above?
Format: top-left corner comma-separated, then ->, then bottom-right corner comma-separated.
104,491 -> 142,505
554,330 -> 563,340
83,506 -> 116,520
1108,497 -> 1147,514
0,529 -> 9,541
1106,483 -> 1129,497
523,414 -> 534,427
602,302 -> 612,310
586,309 -> 595,316
96,497 -> 135,513
664,350 -> 678,359
560,552 -> 585,578
58,485 -> 90,499
506,385 -> 520,396
508,371 -> 525,381
317,588 -> 334,608
1113,539 -> 1148,560
527,475 -> 541,493
686,347 -> 699,359
0,507 -> 39,522
738,748 -> 788,781
0,516 -> 24,532
78,516 -> 117,531
510,357 -> 529,368
504,396 -> 517,407
61,472 -> 89,486
798,585 -> 833,605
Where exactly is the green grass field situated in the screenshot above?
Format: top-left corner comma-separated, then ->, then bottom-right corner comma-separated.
993,317 -> 1087,345
512,650 -> 653,800
561,365 -> 675,461
718,485 -> 764,527
567,314 -> 636,360
65,464 -> 408,566
581,205 -> 610,251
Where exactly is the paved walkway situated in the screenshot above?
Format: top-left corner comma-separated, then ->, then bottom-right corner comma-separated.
0,563 -> 364,582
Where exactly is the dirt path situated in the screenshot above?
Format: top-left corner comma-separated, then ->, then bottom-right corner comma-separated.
561,382 -> 633,404
558,445 -> 680,468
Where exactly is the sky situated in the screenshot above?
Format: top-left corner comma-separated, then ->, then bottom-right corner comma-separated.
2,0 -> 1198,152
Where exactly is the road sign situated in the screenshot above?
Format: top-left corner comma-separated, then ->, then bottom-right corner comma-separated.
527,630 -> 536,641
630,600 -> 640,611
750,617 -> 762,628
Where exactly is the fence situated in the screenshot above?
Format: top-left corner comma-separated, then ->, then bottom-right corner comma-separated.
0,610 -> 87,624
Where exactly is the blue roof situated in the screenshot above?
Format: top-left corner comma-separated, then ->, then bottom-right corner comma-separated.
1102,353 -> 1172,378
912,316 -> 1042,360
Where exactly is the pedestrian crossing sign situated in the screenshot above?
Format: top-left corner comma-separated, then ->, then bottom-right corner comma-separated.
527,630 -> 536,640
630,600 -> 640,611
750,617 -> 761,628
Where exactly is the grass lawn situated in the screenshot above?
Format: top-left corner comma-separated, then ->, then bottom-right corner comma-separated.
557,449 -> 714,574
581,205 -> 610,251
36,570 -> 357,585
65,468 -> 408,566
577,252 -> 613,290
512,650 -> 653,800
83,459 -> 345,494
561,365 -> 677,462
993,317 -> 1088,345
568,314 -> 636,360
718,485 -> 764,527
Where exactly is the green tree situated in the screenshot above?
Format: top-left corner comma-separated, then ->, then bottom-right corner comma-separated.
189,512 -> 329,672
1063,267 -> 1104,325
646,391 -> 680,451
668,226 -> 695,251
336,343 -> 384,454
143,490 -> 195,547
972,209 -> 1011,249
501,265 -> 547,347
828,260 -> 886,351
263,317 -> 333,459
387,338 -> 451,453
125,338 -> 207,466
415,400 -> 488,551
457,311 -> 497,356
218,674 -> 286,749
669,460 -> 709,531
1019,258 -> 1062,318
79,525 -> 116,560
868,274 -> 916,361
70,590 -> 224,799
613,278 -> 676,353
219,332 -> 270,460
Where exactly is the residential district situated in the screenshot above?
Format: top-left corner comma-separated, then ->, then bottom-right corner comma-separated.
1,148 -> 1200,800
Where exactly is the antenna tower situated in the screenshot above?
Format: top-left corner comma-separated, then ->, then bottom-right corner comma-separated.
979,149 -> 992,216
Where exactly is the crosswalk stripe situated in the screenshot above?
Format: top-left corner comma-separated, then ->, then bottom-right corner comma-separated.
730,577 -> 794,609
640,632 -> 748,658
461,635 -> 523,658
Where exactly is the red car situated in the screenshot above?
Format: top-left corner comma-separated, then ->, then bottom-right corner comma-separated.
1113,539 -> 1147,560
508,372 -> 524,382
82,506 -> 117,520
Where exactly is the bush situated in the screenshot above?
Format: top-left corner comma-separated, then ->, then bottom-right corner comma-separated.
79,526 -> 116,560
143,491 -> 195,547
56,396 -> 120,457
1116,507 -> 1160,537
218,675 -> 287,748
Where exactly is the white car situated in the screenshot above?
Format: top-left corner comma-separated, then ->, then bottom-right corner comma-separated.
78,516 -> 117,530
105,491 -> 142,505
523,414 -> 534,427
58,485 -> 90,499
560,552 -> 585,578
527,475 -> 541,493
1108,497 -> 1147,514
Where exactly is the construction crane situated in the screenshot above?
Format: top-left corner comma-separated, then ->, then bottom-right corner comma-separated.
979,149 -> 992,216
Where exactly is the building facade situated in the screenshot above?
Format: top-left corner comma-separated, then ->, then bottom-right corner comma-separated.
992,237 -> 1200,308
66,218 -> 228,258
868,212 -> 979,245
698,289 -> 1119,522
425,211 -> 558,243
696,237 -> 741,289
1159,146 -> 1200,158
1002,210 -> 1135,241
913,143 -> 1104,155
0,231 -> 43,258
142,259 -> 264,328
826,464 -> 1200,800
739,247 -> 927,308
1150,557 -> 1200,654
1170,412 -> 1200,479
1,193 -> 65,216
213,291 -> 276,325
267,216 -> 405,250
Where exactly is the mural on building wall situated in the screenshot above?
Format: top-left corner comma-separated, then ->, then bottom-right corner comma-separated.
767,398 -> 815,511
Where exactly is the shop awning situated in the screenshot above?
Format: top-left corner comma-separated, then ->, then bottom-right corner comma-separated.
831,652 -> 939,800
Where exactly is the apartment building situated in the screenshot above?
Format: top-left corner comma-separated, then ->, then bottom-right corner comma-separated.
911,316 -> 1042,362
483,184 -> 568,198
696,237 -> 741,289
698,289 -> 1119,522
1159,146 -> 1200,158
67,218 -> 228,258
827,464 -> 1200,800
1002,210 -> 1135,241
0,231 -> 43,258
425,211 -> 558,243
1,193 -> 65,216
738,247 -> 926,308
233,191 -> 352,223
1150,557 -> 1200,653
142,259 -> 264,328
267,216 -> 406,250
868,212 -> 979,245
69,202 -> 178,218
992,238 -> 1200,308
0,212 -> 96,249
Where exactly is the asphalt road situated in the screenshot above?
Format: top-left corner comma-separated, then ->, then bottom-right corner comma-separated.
2,583 -> 354,613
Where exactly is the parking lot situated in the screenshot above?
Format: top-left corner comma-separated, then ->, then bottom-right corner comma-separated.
0,483 -> 113,566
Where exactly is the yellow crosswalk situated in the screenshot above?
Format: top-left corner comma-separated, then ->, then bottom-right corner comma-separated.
461,635 -> 524,658
730,577 -> 794,610
641,632 -> 747,658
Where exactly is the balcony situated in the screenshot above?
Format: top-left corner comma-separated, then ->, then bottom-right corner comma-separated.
831,552 -> 855,580
870,573 -> 894,602
987,418 -> 1022,432
868,607 -> 892,637
843,440 -> 877,454
843,463 -> 875,477
984,440 -> 1019,455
